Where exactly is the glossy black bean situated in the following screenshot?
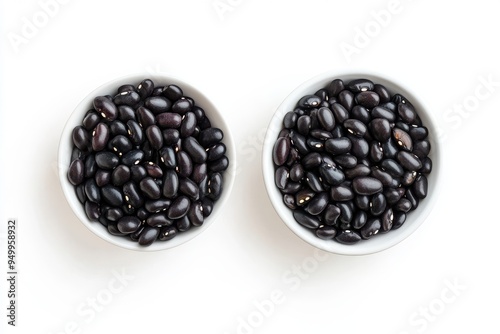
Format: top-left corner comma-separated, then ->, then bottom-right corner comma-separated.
348,135 -> 369,158
139,177 -> 161,200
355,91 -> 380,108
352,211 -> 368,229
330,185 -> 354,201
160,84 -> 183,101
157,147 -> 175,170
283,112 -> 298,129
94,96 -> 118,121
138,226 -> 159,246
305,192 -> 329,216
378,208 -> 393,233
133,108 -> 154,129
135,79 -> 154,99
288,131 -> 307,156
381,101 -> 397,112
381,138 -> 398,159
338,90 -> 355,110
397,102 -> 417,125
368,142 -> 383,163
347,78 -> 374,93
285,164 -> 302,183
392,212 -> 407,229
181,136 -> 206,164
335,230 -> 361,244
338,201 -> 354,224
295,115 -> 310,135
83,111 -> 100,131
144,96 -> 171,114
350,105 -> 370,124
275,166 -> 289,190
299,152 -> 320,170
170,98 -> 191,114
159,225 -> 177,241
161,170 -> 179,199
413,140 -> 431,159
369,118 -> 391,142
397,151 -> 422,171
352,177 -> 383,195
381,159 -> 404,176
142,125 -> 163,151
297,95 -> 321,108
108,135 -> 132,157
394,198 -> 412,213
68,159 -> 84,185
109,121 -> 127,137
370,193 -> 386,216
93,151 -> 118,170
412,174 -> 428,199
175,151 -> 192,177
369,167 -> 392,187
405,188 -> 419,210
402,171 -> 417,187
123,181 -> 143,208
142,162 -> 162,179
324,137 -> 351,155
344,164 -> 371,179
315,225 -> 337,239
126,120 -> 144,145
315,107 -> 334,131
129,165 -> 147,183
72,126 -> 91,152
333,154 -> 357,169
146,213 -> 172,227
302,172 -> 322,193
84,201 -> 101,220
178,112 -> 196,138
321,204 -> 339,225
327,79 -> 344,97
293,210 -> 320,229
409,126 -> 428,141
115,106 -> 135,124
280,181 -> 301,194
117,84 -> 135,93
373,84 -> 390,103
99,185 -> 123,206
95,168 -> 111,187
420,157 -> 432,174
371,106 -> 396,122
295,189 -> 315,207
329,103 -> 348,124
121,149 -> 144,167
281,194 -> 296,210
167,196 -> 191,219
107,223 -> 126,236
113,90 -> 141,106
344,119 -> 367,137
84,178 -> 100,203
361,218 -> 381,239
319,163 -> 345,186
103,207 -> 123,222
159,131 -> 178,148
75,183 -> 87,203
395,121 -> 410,132
197,129 -> 222,148
144,199 -> 170,213
391,128 -> 412,151
353,196 -> 368,212
207,172 -> 223,200
178,177 -> 199,200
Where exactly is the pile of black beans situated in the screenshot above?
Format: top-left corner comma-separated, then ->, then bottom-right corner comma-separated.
67,79 -> 228,246
272,78 -> 431,245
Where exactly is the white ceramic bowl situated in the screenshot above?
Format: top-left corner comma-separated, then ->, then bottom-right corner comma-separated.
58,74 -> 236,251
262,71 -> 441,256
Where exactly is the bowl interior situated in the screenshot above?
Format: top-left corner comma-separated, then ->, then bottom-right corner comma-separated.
58,74 -> 236,251
262,71 -> 441,255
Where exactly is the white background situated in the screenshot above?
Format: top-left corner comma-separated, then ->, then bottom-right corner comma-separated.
1,0 -> 499,333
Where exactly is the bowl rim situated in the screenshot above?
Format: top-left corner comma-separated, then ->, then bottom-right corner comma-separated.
58,73 -> 236,251
262,70 -> 442,256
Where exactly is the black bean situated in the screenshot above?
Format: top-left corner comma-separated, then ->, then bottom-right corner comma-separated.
113,90 -> 141,106
168,196 -> 191,219
198,128 -> 224,147
373,84 -> 391,103
109,135 -> 133,156
316,107 -> 335,131
325,137 -> 351,155
109,120 -> 128,137
84,179 -> 101,203
293,210 -> 320,229
395,121 -> 410,132
171,98 -> 192,114
178,177 -> 199,200
135,79 -> 154,99
288,164 -> 303,182
321,204 -> 340,225
94,96 -> 118,121
303,192 -> 327,216
145,198 -> 171,213
392,212 -> 407,230
146,213 -> 172,227
123,181 -> 143,208
316,225 -> 337,240
283,112 -> 298,129
72,126 -> 91,152
349,211 -> 366,230
159,225 -> 177,241
275,166 -> 289,190
297,95 -> 321,108
370,192 -> 387,216
68,159 -> 85,185
392,128 -> 413,151
371,106 -> 396,122
409,126 -> 428,141
144,96 -> 171,114
138,226 -> 160,246
348,135 -> 369,158
143,162 -> 163,179
126,120 -> 144,145
351,105 -> 371,124
344,164 -> 371,179
130,165 -> 147,183
420,157 -> 432,174
338,201 -> 354,224
83,111 -> 101,131
84,201 -> 101,220
369,118 -> 391,142
319,163 -> 345,186
183,136 -> 207,164
281,181 -> 302,194
330,185 -> 354,201
93,151 -> 118,170
121,149 -> 144,167
162,170 -> 179,199
335,230 -> 361,244
143,125 -> 163,151
161,129 -> 179,146
369,142 -> 384,162
413,140 -> 431,159
402,171 -> 417,187
361,218 -> 381,239
75,184 -> 87,203
208,172 -> 223,200
355,91 -> 380,108
304,172 -> 323,192
101,185 -> 124,206
296,115 -> 311,135
382,138 -> 399,159
91,169 -> 110,186
338,90 -> 355,111
156,112 -> 182,129
352,177 -> 383,195
179,112 -> 196,138
330,103 -> 349,123
282,194 -> 296,210
405,188 -> 419,210
300,152 -> 321,170
333,154 -> 357,169
347,78 -> 374,93
381,159 -> 404,177
344,119 -> 367,137
161,84 -> 183,101
176,151 -> 193,177
413,175 -> 428,199
295,189 -> 315,207
370,167 -> 393,187
327,79 -> 344,97
396,151 -> 422,171
394,198 -> 412,213
139,177 -> 161,200
104,207 -> 124,222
